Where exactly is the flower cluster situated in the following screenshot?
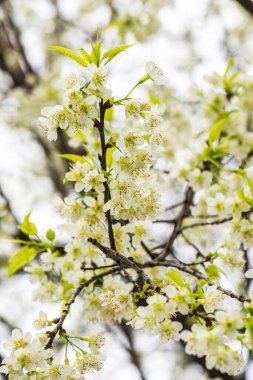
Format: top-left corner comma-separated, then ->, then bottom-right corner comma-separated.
1,327 -> 105,379
4,42 -> 253,379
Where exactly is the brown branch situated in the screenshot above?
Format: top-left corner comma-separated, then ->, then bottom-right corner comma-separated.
0,185 -> 27,240
0,316 -> 16,332
180,217 -> 232,232
140,240 -> 156,259
88,239 -> 217,324
181,232 -> 205,257
44,267 -> 119,349
97,100 -> 116,250
121,268 -> 142,293
81,263 -> 119,271
87,238 -> 250,314
0,0 -> 36,89
234,0 -> 253,17
142,260 -> 250,303
165,200 -> 184,211
119,323 -> 147,380
158,187 -> 194,260
87,238 -> 165,295
153,219 -> 176,224
33,132 -> 68,197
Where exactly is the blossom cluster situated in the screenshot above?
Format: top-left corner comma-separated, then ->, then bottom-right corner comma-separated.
3,42 -> 253,379
0,327 -> 105,380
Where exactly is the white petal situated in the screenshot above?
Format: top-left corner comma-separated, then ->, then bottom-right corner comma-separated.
245,269 -> 253,278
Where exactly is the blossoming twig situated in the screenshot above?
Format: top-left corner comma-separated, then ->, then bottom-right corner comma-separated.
44,267 -> 119,349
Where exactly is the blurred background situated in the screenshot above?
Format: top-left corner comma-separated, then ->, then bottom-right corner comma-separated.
0,0 -> 253,379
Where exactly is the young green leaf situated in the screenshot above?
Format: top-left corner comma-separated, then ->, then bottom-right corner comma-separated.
246,176 -> 253,197
245,318 -> 253,350
105,107 -> 114,122
208,117 -> 229,145
48,46 -> 88,67
103,43 -> 136,65
46,229 -> 56,241
204,264 -> 220,281
224,57 -> 235,78
58,154 -> 87,164
106,146 -> 116,168
19,213 -> 38,236
166,270 -> 185,287
237,189 -> 253,206
90,40 -> 103,67
79,48 -> 90,65
8,246 -> 37,276
195,279 -> 207,298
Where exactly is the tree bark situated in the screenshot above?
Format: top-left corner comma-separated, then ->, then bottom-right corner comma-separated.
235,0 -> 253,16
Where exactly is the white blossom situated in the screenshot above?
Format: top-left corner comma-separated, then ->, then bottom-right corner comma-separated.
145,61 -> 164,84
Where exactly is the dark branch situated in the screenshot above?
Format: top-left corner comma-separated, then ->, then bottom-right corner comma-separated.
235,0 -> 253,17
44,267 -> 119,349
158,187 -> 194,260
119,324 -> 147,380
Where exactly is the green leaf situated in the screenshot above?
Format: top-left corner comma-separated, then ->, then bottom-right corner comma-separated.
47,46 -> 87,67
142,283 -> 151,292
46,229 -> 55,241
19,213 -> 38,236
103,43 -> 136,65
106,146 -> 116,168
245,318 -> 253,349
208,117 -> 229,145
204,264 -> 220,281
195,279 -> 207,298
90,40 -> 103,67
230,72 -> 240,82
237,189 -> 253,206
246,176 -> 253,197
105,107 -> 114,122
237,189 -> 246,201
8,246 -> 37,276
166,270 -> 185,287
224,57 -> 234,77
2,237 -> 28,244
58,154 -> 87,164
79,48 -> 90,65
61,280 -> 74,299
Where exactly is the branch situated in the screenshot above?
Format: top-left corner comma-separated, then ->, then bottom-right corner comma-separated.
165,200 -> 184,211
140,240 -> 156,259
0,185 -> 27,240
0,0 -> 36,88
0,316 -> 16,332
180,217 -> 232,232
119,323 -> 147,380
97,100 -> 116,250
158,187 -> 194,260
33,132 -> 68,197
44,267 -> 119,349
87,238 -> 163,295
87,238 -> 251,304
181,232 -> 205,257
235,0 -> 253,17
143,260 -> 250,303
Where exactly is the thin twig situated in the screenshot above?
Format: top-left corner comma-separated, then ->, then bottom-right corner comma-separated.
181,232 -> 205,257
153,219 -> 176,224
180,217 -> 232,232
44,268 -> 119,349
158,187 -> 194,260
165,200 -> 184,211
